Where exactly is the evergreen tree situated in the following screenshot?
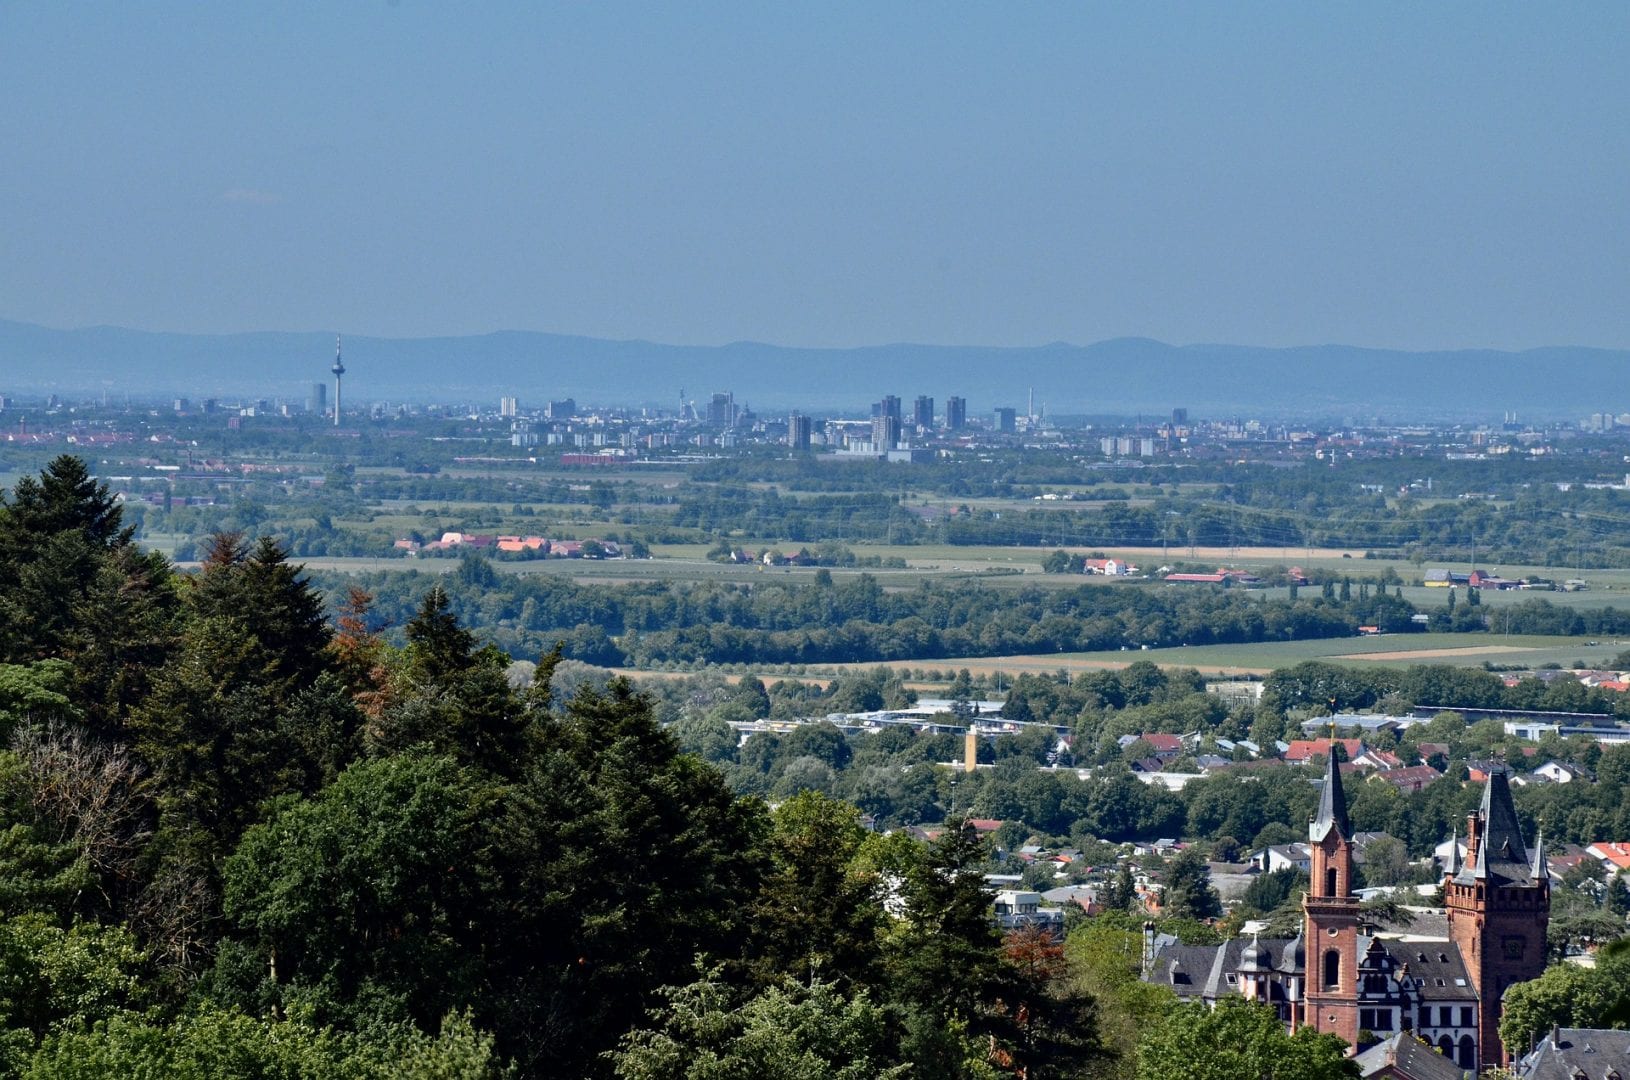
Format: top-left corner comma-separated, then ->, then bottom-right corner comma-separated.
743,791 -> 883,991
1161,848 -> 1222,921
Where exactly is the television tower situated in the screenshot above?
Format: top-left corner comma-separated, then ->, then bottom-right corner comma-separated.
330,334 -> 345,426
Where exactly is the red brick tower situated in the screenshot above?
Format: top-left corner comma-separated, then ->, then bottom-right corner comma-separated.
1303,746 -> 1361,1049
1444,768 -> 1550,1070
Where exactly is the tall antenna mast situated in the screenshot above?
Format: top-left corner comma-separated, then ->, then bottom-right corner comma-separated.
330,334 -> 346,427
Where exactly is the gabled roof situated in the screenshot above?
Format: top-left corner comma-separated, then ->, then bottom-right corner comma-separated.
1354,1032 -> 1473,1080
1518,1027 -> 1630,1080
1285,738 -> 1365,762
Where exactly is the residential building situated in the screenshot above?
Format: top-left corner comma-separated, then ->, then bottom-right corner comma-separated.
946,396 -> 966,431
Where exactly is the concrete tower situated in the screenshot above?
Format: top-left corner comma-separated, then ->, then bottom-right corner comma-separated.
1303,744 -> 1361,1047
330,335 -> 345,427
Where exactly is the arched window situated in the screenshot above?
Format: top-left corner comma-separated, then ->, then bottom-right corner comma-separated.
1438,1036 -> 1453,1056
1326,866 -> 1338,896
1323,949 -> 1340,989
1457,1035 -> 1475,1069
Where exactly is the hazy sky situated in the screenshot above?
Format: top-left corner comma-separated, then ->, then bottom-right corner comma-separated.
2,4 -> 1626,350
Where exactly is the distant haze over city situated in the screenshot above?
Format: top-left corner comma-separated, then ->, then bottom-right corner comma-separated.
0,316 -> 1623,423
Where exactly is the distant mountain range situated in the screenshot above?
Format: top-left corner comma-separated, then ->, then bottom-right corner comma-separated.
0,317 -> 1621,421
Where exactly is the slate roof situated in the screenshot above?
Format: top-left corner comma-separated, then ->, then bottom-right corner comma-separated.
1386,941 -> 1479,1002
1146,936 -> 1305,999
1517,1027 -> 1630,1080
1456,769 -> 1535,888
1311,747 -> 1352,843
1355,1032 -> 1472,1079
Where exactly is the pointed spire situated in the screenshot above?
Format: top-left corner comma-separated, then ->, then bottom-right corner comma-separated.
1477,767 -> 1528,869
1531,828 -> 1546,882
1309,741 -> 1351,843
1446,828 -> 1460,875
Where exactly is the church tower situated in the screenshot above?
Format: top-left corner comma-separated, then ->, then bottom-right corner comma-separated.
1445,768 -> 1549,1070
1303,745 -> 1361,1048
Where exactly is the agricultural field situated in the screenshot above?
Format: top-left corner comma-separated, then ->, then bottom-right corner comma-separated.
889,632 -> 1630,680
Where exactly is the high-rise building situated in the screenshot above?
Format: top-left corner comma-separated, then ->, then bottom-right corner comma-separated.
874,395 -> 902,423
546,399 -> 577,420
708,392 -> 738,428
993,407 -> 1016,433
913,395 -> 934,430
946,396 -> 966,431
1172,407 -> 1188,425
499,396 -> 518,418
872,415 -> 901,451
309,383 -> 327,415
788,412 -> 812,451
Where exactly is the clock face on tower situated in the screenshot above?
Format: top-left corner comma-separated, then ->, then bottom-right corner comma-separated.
1502,935 -> 1525,960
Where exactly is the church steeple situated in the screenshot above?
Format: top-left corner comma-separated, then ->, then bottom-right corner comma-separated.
1310,746 -> 1351,843
1303,738 -> 1360,1047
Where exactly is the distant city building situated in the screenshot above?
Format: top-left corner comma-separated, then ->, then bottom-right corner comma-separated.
993,407 -> 1016,433
872,414 -> 901,451
872,394 -> 902,423
1172,407 -> 1188,425
946,396 -> 966,431
546,398 -> 577,420
913,395 -> 934,430
309,383 -> 327,415
707,391 -> 738,428
499,396 -> 518,418
788,412 -> 812,451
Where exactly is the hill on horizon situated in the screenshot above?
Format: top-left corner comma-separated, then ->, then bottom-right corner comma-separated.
0,317 -> 1618,422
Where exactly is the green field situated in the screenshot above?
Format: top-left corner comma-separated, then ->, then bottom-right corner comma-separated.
1055,632 -> 1629,674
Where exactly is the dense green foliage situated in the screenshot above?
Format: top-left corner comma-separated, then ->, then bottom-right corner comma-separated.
0,457 -> 1137,1078
307,558 -> 1429,668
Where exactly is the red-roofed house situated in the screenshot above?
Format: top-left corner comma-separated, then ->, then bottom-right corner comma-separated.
1354,748 -> 1404,770
1369,765 -> 1443,793
1283,739 -> 1365,765
1587,842 -> 1630,873
1084,558 -> 1137,576
1139,733 -> 1185,755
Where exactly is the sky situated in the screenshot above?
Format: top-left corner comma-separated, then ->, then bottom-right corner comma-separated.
2,3 -> 1627,351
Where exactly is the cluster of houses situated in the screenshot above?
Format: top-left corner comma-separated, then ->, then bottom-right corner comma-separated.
1423,567 -> 1533,590
393,531 -> 622,557
713,546 -> 826,566
1162,566 -> 1264,585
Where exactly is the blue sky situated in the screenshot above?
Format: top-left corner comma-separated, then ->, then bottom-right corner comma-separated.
2,3 -> 1626,350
